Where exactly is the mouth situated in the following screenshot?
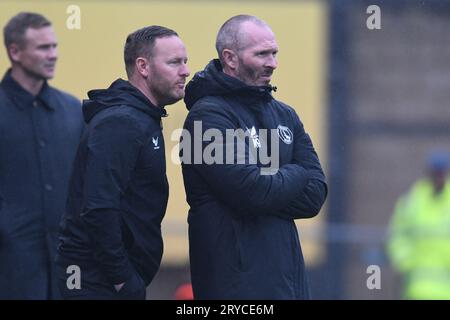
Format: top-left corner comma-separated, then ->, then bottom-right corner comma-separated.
260,75 -> 272,83
176,82 -> 185,89
261,68 -> 274,79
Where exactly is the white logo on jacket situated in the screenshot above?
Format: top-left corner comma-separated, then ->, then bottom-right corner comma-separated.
246,126 -> 261,149
173,121 -> 281,175
152,136 -> 160,150
277,125 -> 293,145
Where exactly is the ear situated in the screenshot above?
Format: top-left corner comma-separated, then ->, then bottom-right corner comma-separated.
135,57 -> 150,78
222,49 -> 238,70
8,43 -> 21,63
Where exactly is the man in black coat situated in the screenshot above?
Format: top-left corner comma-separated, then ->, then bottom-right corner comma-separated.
181,15 -> 327,299
56,26 -> 190,299
0,12 -> 83,299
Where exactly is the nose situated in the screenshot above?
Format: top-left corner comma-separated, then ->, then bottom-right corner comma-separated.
266,55 -> 277,70
180,63 -> 190,78
48,46 -> 58,61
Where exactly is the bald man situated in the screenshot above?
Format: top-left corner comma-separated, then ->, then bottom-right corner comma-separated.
181,15 -> 327,299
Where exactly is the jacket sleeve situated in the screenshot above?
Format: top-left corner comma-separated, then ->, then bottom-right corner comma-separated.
276,110 -> 328,219
182,101 -> 310,217
80,115 -> 142,285
387,195 -> 415,273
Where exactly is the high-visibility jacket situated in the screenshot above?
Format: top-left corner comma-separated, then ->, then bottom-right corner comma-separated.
388,178 -> 450,299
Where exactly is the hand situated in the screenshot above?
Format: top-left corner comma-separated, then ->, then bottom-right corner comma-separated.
114,282 -> 125,292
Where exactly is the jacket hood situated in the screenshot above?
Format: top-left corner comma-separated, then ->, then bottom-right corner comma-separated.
184,59 -> 276,110
83,79 -> 167,123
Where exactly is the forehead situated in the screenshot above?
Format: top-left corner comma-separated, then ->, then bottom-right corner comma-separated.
24,26 -> 56,45
239,22 -> 278,51
152,36 -> 186,58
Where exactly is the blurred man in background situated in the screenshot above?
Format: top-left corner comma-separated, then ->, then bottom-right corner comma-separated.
388,150 -> 450,299
181,15 -> 327,299
56,26 -> 189,299
0,12 -> 83,299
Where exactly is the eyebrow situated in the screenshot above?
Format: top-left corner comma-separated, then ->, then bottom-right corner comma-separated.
256,48 -> 278,54
36,42 -> 57,47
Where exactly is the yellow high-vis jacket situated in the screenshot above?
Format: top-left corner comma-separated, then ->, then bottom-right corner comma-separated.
388,178 -> 450,299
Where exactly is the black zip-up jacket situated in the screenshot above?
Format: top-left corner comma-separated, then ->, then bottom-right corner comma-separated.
182,60 -> 327,299
57,79 -> 168,287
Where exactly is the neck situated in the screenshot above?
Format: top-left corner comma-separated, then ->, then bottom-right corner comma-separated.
10,67 -> 45,96
129,77 -> 160,108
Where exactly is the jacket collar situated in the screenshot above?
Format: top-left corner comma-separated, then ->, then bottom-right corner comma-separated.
0,69 -> 55,111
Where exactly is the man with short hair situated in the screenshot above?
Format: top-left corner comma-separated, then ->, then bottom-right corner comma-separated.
0,12 -> 83,299
56,25 -> 190,299
181,15 -> 327,299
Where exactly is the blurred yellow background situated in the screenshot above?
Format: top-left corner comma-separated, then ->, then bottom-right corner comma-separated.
0,0 -> 328,266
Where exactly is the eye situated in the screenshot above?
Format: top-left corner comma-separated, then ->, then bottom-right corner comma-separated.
37,43 -> 57,51
169,59 -> 182,65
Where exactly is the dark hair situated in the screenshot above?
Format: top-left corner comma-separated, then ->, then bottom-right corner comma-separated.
4,12 -> 51,50
124,25 -> 178,77
215,15 -> 268,63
